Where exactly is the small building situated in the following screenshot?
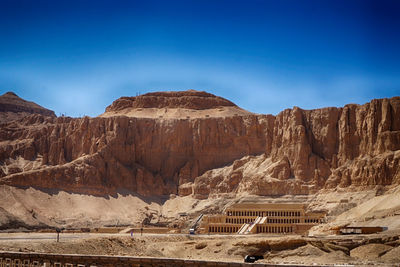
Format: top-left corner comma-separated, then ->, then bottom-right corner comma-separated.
336,226 -> 387,235
200,203 -> 325,235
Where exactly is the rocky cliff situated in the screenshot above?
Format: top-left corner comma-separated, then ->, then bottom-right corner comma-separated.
0,92 -> 56,123
0,91 -> 267,196
191,98 -> 400,198
0,90 -> 399,198
105,90 -> 236,111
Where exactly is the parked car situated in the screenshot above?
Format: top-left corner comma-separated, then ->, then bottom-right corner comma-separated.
189,228 -> 195,235
244,255 -> 264,263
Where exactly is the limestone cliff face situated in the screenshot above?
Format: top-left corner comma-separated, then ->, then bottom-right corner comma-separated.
190,97 -> 400,198
0,91 -> 399,197
0,112 -> 267,196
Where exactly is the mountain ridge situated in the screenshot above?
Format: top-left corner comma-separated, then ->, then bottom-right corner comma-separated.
0,90 -> 399,199
0,91 -> 56,123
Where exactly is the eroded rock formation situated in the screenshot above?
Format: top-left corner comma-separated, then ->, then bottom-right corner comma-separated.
190,97 -> 400,198
0,92 -> 55,123
0,91 -> 267,195
0,90 -> 399,198
105,90 -> 236,111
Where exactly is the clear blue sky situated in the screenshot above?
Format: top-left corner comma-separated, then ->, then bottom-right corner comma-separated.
1,0 -> 399,117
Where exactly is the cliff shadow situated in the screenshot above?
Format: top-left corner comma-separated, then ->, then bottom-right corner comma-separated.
14,186 -> 169,205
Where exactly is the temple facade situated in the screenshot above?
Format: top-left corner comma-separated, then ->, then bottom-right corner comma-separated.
200,203 -> 325,235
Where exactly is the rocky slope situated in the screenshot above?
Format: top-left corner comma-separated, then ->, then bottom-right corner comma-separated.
190,98 -> 400,198
0,91 -> 267,196
105,90 -> 236,111
0,92 -> 56,123
101,90 -> 252,119
0,90 -> 399,200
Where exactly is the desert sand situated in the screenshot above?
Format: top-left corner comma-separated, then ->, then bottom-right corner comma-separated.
0,232 -> 399,265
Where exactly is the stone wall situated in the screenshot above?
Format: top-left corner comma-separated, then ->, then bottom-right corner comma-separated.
0,251 -> 323,267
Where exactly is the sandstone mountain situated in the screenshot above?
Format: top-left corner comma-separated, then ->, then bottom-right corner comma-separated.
0,92 -> 56,123
190,98 -> 400,198
0,90 -> 399,201
101,90 -> 253,119
105,90 -> 236,111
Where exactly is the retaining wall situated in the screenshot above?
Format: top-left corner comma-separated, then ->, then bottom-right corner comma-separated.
0,251 -> 315,267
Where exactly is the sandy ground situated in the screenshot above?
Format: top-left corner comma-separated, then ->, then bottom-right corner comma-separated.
309,186 -> 400,235
0,185 -> 166,229
1,184 -> 400,265
0,185 -> 239,231
2,184 -> 400,233
0,232 -> 399,265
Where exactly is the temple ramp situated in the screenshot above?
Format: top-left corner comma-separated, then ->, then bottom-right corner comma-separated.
237,223 -> 250,234
246,217 -> 263,234
238,217 -> 269,234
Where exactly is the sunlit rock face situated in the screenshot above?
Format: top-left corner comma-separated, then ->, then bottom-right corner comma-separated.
0,90 -> 267,196
0,90 -> 399,198
191,97 -> 400,198
105,90 -> 237,111
0,92 -> 55,123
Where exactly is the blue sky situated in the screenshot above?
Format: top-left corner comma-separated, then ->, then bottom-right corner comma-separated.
0,0 -> 399,117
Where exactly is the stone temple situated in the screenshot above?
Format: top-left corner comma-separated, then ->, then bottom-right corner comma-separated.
200,203 -> 325,235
